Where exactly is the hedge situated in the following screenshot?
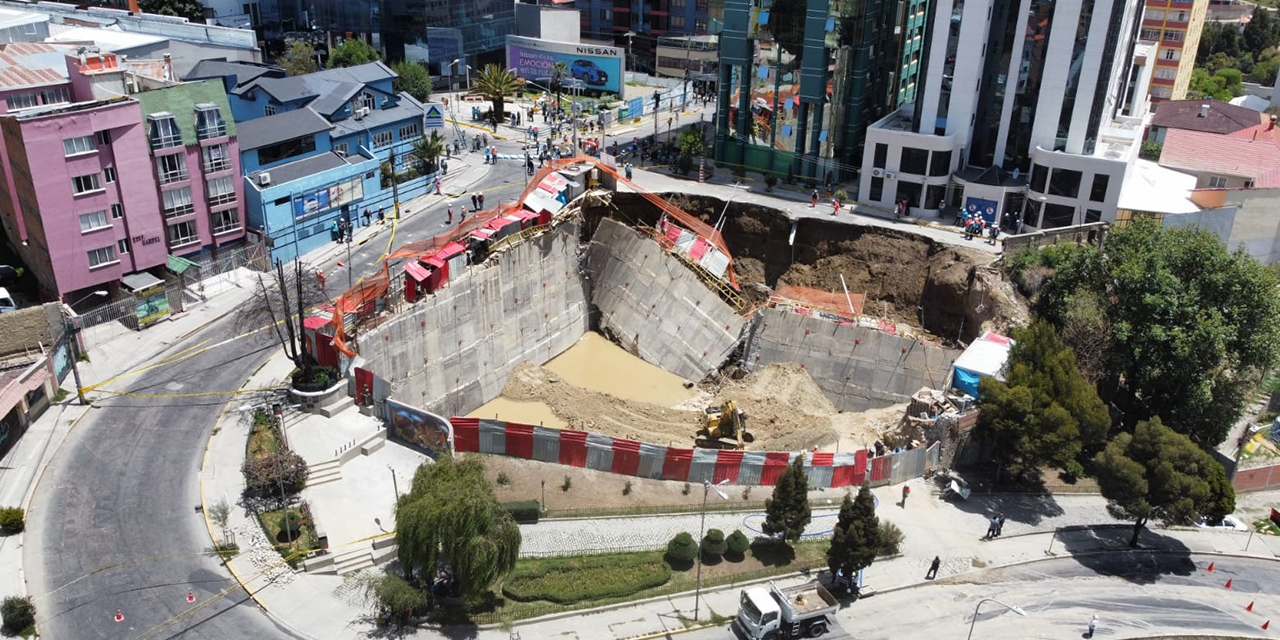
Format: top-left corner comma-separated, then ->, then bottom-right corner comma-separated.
503,500 -> 541,524
0,507 -> 24,534
1,596 -> 35,633
502,553 -> 671,604
665,532 -> 698,564
241,451 -> 308,497
700,528 -> 727,558
726,529 -> 751,555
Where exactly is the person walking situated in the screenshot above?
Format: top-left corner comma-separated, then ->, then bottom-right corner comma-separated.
490,146 -> 497,163
985,515 -> 999,539
1086,614 -> 1098,638
460,205 -> 467,221
435,177 -> 442,196
471,194 -> 479,210
832,198 -> 841,217
925,556 -> 940,580
447,203 -> 453,224
811,189 -> 819,207
995,513 -> 1006,537
378,207 -> 385,224
484,147 -> 491,165
900,484 -> 910,506
625,162 -> 633,180
331,220 -> 341,243
478,192 -> 485,209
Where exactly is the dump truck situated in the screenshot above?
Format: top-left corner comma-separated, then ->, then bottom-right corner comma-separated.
695,400 -> 755,449
734,580 -> 838,639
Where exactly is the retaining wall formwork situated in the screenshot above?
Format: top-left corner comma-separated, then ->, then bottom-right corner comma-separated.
743,308 -> 961,412
586,218 -> 747,382
362,222 -> 588,417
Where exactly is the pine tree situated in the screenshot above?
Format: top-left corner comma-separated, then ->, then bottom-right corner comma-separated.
826,483 -> 881,582
762,455 -> 811,543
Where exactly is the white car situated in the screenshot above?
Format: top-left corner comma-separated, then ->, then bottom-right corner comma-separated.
1195,515 -> 1250,532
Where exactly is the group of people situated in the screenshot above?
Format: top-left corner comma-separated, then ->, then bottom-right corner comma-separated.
962,213 -> 1001,245
330,217 -> 354,243
984,512 -> 1007,539
810,189 -> 843,216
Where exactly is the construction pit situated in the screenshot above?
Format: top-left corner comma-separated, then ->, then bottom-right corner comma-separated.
360,189 -> 1026,458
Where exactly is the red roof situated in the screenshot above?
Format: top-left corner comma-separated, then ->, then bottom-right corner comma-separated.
1159,124 -> 1280,188
303,316 -> 330,330
424,256 -> 446,269
437,242 -> 466,259
404,261 -> 429,282
486,216 -> 521,231
0,43 -> 68,91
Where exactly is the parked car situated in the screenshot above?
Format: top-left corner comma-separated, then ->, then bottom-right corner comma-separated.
0,286 -> 16,313
571,59 -> 609,86
1195,515 -> 1249,531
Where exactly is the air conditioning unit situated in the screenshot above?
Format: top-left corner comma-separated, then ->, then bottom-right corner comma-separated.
257,172 -> 271,186
355,107 -> 370,119
871,168 -> 885,178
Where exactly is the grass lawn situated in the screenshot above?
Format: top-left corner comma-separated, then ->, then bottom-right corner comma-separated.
246,411 -> 281,460
257,506 -> 318,568
463,540 -> 830,624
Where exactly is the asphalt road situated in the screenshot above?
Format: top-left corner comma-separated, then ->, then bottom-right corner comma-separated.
24,161 -> 507,640
679,554 -> 1280,640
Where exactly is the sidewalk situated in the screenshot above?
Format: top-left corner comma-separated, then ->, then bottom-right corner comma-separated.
0,266 -> 262,609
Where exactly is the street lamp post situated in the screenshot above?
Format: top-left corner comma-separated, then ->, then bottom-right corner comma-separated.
452,59 -> 471,95
693,478 -> 729,621
63,289 -> 107,405
967,597 -> 1026,640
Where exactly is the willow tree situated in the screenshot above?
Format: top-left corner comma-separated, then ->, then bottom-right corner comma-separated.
395,457 -> 520,599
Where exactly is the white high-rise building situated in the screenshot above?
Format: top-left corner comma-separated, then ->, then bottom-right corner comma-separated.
858,0 -> 1155,230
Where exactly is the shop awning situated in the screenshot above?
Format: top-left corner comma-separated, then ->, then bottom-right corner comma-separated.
167,254 -> 198,276
404,261 -> 430,282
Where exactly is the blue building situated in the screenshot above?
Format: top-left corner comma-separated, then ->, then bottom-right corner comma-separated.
237,108 -> 380,263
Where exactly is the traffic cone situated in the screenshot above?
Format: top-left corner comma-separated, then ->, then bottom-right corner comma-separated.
186,589 -> 195,604
1207,562 -> 1215,572
114,609 -> 123,622
1263,620 -> 1270,630
1247,601 -> 1254,612
1225,579 -> 1233,590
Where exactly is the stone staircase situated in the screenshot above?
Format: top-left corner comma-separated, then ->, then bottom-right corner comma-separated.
332,547 -> 375,575
303,537 -> 399,575
306,459 -> 343,487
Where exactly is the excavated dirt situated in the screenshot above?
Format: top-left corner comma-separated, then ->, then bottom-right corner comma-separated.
496,361 -> 900,451
586,192 -> 1028,342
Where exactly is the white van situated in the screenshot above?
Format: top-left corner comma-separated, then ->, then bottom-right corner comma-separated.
0,287 -> 16,313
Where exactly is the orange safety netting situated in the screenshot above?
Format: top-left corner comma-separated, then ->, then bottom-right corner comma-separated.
772,284 -> 865,319
329,155 -> 738,357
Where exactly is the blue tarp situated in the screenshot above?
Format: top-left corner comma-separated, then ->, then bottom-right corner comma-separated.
952,367 -> 984,397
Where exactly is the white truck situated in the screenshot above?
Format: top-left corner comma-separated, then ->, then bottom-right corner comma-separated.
734,580 -> 838,639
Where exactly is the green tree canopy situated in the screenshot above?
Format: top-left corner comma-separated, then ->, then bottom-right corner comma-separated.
1197,21 -> 1242,65
826,483 -> 881,582
392,60 -> 432,102
328,38 -> 379,69
1243,6 -> 1280,57
279,40 -> 318,76
1035,217 -> 1280,447
474,64 -> 518,121
975,320 -> 1110,480
412,132 -> 444,174
395,457 -> 521,600
1094,418 -> 1235,547
139,0 -> 203,22
762,455 -> 812,543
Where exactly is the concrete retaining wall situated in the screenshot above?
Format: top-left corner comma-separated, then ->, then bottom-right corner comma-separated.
743,308 -> 960,411
586,218 -> 747,382
362,222 -> 588,417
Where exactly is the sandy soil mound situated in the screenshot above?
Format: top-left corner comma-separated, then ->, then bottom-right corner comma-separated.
498,361 -> 896,452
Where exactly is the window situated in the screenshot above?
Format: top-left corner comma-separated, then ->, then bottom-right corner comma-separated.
1176,11 -> 1187,21
357,92 -> 376,112
167,220 -> 199,248
1029,163 -> 1049,192
87,246 -> 117,268
929,150 -> 952,177
207,176 -> 237,206
257,135 -> 316,166
202,143 -> 230,172
1162,29 -> 1184,42
372,130 -> 394,148
333,143 -> 349,157
869,176 -> 884,201
195,104 -> 227,139
264,104 -> 276,116
926,184 -> 946,210
1048,168 -> 1082,198
1090,174 -> 1110,202
72,173 -> 102,195
156,153 -> 189,184
672,0 -> 685,7
1163,48 -> 1180,60
40,87 -> 69,105
1041,203 -> 1077,228
117,238 -> 130,254
695,18 -> 707,31
103,166 -> 117,183
63,135 -> 96,156
4,92 -> 37,110
161,186 -> 194,218
873,143 -> 888,169
211,209 -> 240,234
900,147 -> 929,175
1151,86 -> 1174,98
111,203 -> 124,219
895,180 -> 923,208
1208,175 -> 1228,188
1084,209 -> 1102,223
96,130 -> 112,146
600,8 -> 611,19
671,15 -> 686,29
398,123 -> 421,140
1154,67 -> 1177,80
148,114 -> 183,150
696,0 -> 708,10
78,210 -> 109,232
1144,8 -> 1164,20
1140,28 -> 1161,40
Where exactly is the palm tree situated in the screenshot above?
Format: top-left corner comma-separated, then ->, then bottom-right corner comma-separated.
412,132 -> 444,174
474,64 -> 518,122
551,61 -> 569,112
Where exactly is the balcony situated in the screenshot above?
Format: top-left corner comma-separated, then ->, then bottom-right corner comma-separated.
203,158 -> 231,173
157,168 -> 189,185
208,192 -> 237,207
164,204 -> 194,219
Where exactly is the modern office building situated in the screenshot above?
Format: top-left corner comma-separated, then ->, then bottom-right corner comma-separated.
858,0 -> 1153,229
712,0 -> 928,184
520,0 -> 721,72
1140,0 -> 1208,102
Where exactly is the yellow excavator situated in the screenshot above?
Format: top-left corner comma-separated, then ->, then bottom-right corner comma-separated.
695,400 -> 755,449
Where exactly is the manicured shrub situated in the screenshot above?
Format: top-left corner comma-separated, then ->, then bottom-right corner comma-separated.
502,553 -> 670,604
241,451 -> 308,497
878,521 -> 904,556
0,507 -> 24,534
700,529 -> 727,559
502,500 -> 541,524
665,532 -> 698,564
726,529 -> 751,557
1,595 -> 35,633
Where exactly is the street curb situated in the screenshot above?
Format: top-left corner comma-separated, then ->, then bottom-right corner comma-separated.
456,120 -> 509,141
19,404 -> 92,512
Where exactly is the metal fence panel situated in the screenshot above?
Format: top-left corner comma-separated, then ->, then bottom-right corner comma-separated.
688,448 -> 718,484
636,443 -> 666,479
478,419 -> 506,455
585,433 -> 614,471
926,442 -> 940,470
804,464 -> 834,489
738,451 -> 767,486
531,426 -> 560,462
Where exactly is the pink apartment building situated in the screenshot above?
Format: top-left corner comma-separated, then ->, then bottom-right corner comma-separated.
0,47 -> 244,302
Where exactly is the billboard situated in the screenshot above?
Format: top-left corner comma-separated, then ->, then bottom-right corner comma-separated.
293,175 -> 365,219
506,35 -> 624,96
387,400 -> 453,459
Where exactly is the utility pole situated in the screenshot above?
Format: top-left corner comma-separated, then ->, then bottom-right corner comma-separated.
389,145 -> 401,219
64,315 -> 86,405
653,90 -> 660,146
